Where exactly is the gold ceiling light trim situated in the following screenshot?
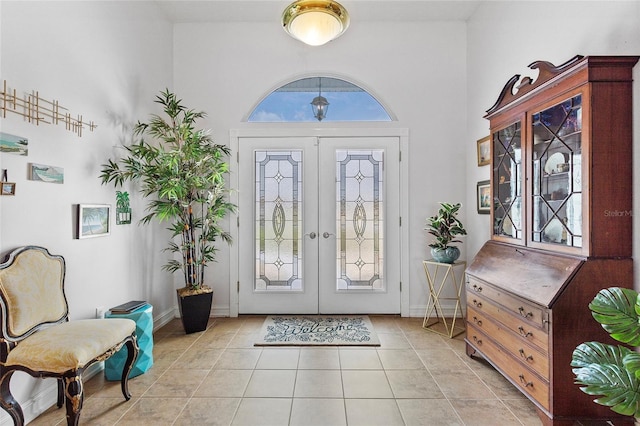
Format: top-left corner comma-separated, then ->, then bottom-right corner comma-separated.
282,0 -> 350,47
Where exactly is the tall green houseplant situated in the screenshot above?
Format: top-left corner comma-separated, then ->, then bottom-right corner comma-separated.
100,90 -> 235,332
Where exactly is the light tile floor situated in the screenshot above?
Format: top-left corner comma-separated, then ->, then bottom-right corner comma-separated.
30,316 -> 545,425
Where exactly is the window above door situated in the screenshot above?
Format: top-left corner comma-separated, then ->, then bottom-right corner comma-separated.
247,76 -> 393,122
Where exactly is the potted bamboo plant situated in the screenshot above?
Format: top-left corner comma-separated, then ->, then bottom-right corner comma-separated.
100,90 -> 235,334
425,202 -> 467,264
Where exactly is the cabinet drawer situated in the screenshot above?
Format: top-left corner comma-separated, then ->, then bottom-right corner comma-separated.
468,306 -> 549,380
467,292 -> 549,353
467,278 -> 548,329
467,323 -> 550,410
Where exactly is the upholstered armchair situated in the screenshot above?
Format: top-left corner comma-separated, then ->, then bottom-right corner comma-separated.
0,246 -> 139,426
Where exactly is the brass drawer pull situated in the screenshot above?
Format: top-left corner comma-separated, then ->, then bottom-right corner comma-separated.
518,306 -> 533,319
518,326 -> 533,338
472,335 -> 483,346
472,284 -> 483,292
518,348 -> 534,362
472,316 -> 482,326
518,374 -> 534,388
473,299 -> 483,308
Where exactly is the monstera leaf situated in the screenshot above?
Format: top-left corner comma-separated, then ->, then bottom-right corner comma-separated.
572,287 -> 640,418
572,342 -> 640,417
589,287 -> 640,346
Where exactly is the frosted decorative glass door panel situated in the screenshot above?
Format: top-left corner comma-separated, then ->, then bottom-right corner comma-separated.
335,150 -> 384,291
255,150 -> 303,291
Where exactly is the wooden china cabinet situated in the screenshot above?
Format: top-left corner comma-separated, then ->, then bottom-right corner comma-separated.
465,55 -> 638,425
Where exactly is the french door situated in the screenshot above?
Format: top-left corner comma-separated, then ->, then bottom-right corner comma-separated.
237,136 -> 400,314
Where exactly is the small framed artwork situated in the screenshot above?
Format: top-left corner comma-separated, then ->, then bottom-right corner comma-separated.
0,132 -> 28,156
1,182 -> 16,196
77,204 -> 110,239
477,180 -> 491,214
477,136 -> 490,166
29,163 -> 64,184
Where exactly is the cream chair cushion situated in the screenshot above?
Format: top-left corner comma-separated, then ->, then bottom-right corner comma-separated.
0,249 -> 66,337
4,319 -> 136,374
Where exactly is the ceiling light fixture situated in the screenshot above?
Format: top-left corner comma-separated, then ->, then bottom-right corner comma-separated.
282,0 -> 350,47
311,77 -> 329,121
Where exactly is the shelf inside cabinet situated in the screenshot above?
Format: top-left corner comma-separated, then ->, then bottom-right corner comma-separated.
542,171 -> 569,178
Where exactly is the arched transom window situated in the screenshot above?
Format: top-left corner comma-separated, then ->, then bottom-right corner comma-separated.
248,77 -> 392,122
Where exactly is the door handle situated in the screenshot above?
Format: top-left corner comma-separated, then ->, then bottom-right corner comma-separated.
304,232 -> 317,239
323,232 -> 335,239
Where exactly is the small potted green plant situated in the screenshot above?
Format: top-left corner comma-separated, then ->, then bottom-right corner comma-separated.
100,90 -> 236,334
425,202 -> 467,264
572,287 -> 640,418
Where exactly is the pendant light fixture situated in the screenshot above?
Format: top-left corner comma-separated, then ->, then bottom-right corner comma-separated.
282,0 -> 350,47
311,77 -> 329,121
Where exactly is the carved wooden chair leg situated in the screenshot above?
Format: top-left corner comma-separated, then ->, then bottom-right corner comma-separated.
63,374 -> 84,426
57,378 -> 64,408
120,338 -> 139,400
0,371 -> 24,426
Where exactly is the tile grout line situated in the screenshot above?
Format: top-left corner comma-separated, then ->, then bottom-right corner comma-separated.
399,322 -> 467,426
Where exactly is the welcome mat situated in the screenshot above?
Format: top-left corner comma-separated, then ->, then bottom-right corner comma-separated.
255,315 -> 380,346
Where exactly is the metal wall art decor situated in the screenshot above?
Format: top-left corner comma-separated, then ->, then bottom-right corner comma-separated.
28,163 -> 64,184
116,191 -> 132,225
1,80 -> 96,137
77,204 -> 110,239
0,132 -> 28,156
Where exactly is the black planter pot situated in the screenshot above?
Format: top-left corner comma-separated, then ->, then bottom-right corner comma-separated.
177,289 -> 213,334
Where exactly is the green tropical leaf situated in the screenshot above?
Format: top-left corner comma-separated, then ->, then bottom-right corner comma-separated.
623,352 -> 640,380
589,287 -> 640,346
572,342 -> 640,417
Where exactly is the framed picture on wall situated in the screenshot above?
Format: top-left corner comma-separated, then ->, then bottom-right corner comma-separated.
477,180 -> 490,214
77,204 -> 110,239
1,182 -> 16,196
477,136 -> 490,166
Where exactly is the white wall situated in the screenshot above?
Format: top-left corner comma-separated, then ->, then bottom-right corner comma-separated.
173,19 -> 468,317
465,0 -> 640,286
0,1 -> 174,422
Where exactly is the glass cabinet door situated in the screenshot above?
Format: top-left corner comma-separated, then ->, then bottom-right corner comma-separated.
531,94 -> 582,248
493,122 -> 522,240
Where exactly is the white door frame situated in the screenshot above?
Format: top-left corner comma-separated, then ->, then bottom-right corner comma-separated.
229,127 -> 410,317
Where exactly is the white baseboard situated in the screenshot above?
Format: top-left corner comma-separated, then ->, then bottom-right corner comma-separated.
153,306 -> 178,330
0,380 -> 57,425
212,306 -> 230,317
409,304 -> 465,318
